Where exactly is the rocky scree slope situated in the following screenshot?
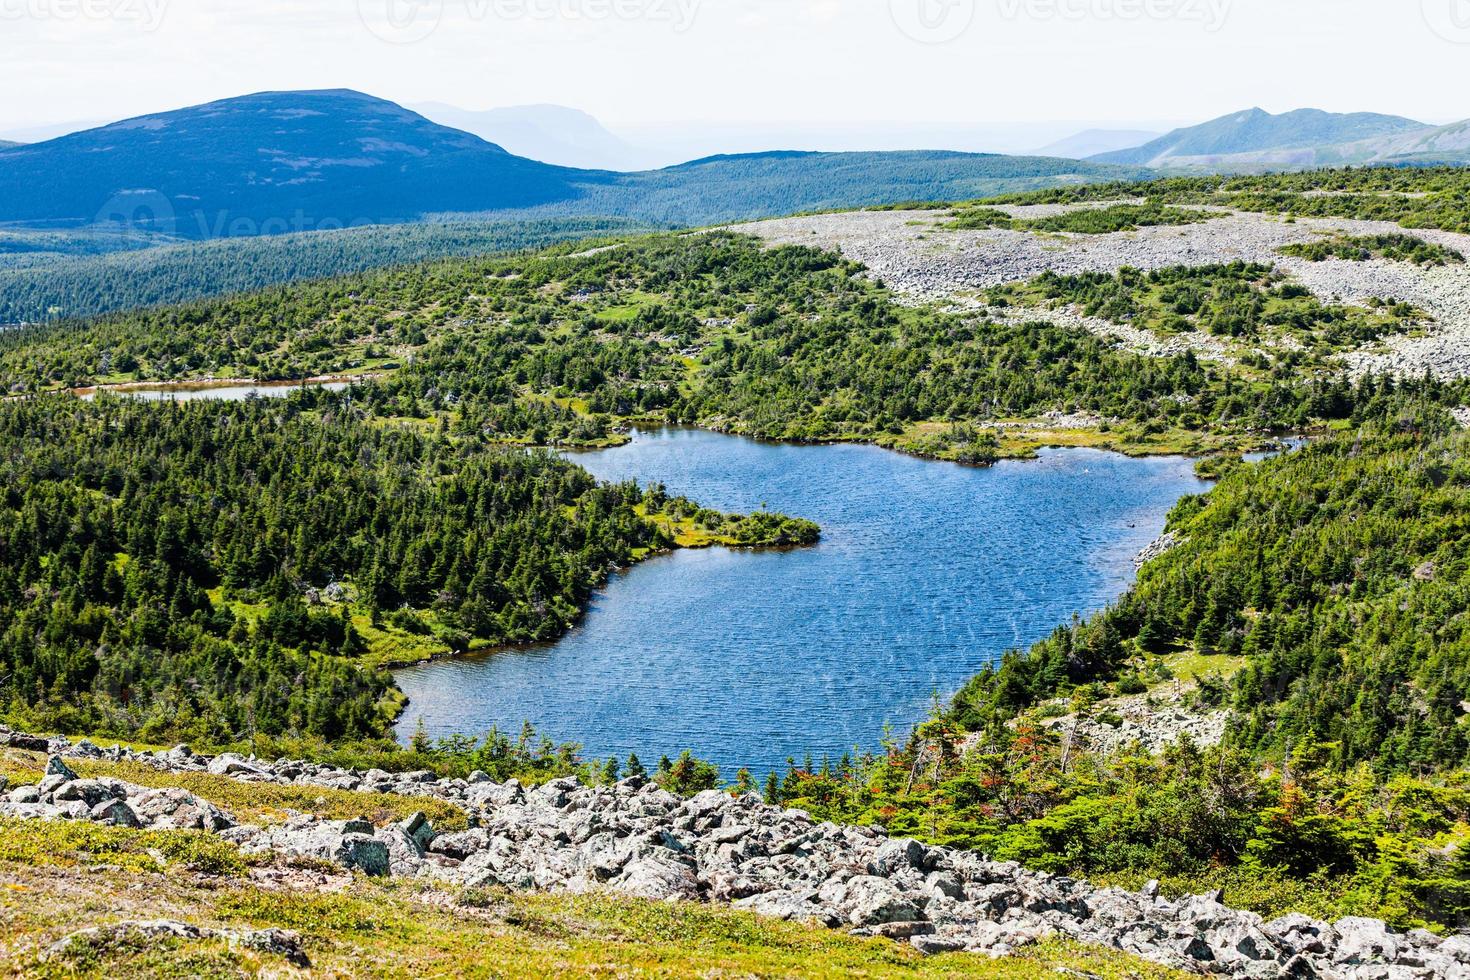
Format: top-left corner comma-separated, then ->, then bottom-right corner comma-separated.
739,207 -> 1470,379
0,728 -> 1463,978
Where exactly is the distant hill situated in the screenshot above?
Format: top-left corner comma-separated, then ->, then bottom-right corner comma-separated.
0,217 -> 656,325
0,140 -> 18,150
1092,108 -> 1429,169
1325,118 -> 1470,166
0,90 -> 1144,244
541,149 -> 1145,227
0,90 -> 578,237
1034,129 -> 1163,160
414,102 -> 646,170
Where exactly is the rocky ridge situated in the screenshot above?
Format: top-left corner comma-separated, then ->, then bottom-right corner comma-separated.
1,728 -> 1464,978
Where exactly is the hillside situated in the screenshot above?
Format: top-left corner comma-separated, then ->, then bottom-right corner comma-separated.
1093,107 -> 1431,168
0,90 -> 1144,246
1034,128 -> 1163,159
1336,117 -> 1470,165
0,217 -> 656,324
0,89 -> 578,235
554,149 -> 1142,226
2,727 -> 1451,977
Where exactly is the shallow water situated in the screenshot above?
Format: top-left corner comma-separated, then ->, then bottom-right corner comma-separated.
394,428 -> 1207,777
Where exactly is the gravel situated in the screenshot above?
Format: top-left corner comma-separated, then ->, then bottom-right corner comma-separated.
734,208 -> 1470,378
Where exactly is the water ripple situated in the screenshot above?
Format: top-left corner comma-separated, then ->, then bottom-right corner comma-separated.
393,429 -> 1206,778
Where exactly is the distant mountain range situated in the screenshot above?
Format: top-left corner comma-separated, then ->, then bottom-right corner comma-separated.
0,89 -> 1143,244
1091,108 -> 1469,170
0,141 -> 18,150
1033,129 -> 1163,160
412,102 -> 648,171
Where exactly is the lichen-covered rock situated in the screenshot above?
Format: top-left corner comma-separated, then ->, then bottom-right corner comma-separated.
45,755 -> 79,781
127,787 -> 235,832
611,855 -> 700,901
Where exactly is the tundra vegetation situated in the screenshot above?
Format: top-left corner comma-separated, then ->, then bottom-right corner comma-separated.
1276,232 -> 1465,267
947,202 -> 1220,234
981,166 -> 1470,233
986,262 -> 1424,350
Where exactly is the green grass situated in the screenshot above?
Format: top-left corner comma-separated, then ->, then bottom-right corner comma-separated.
1157,650 -> 1247,687
3,862 -> 1190,979
0,817 -> 246,878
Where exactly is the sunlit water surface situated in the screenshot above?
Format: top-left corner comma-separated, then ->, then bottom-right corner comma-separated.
394,428 -> 1206,776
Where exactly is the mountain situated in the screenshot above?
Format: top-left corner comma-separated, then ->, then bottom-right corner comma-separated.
1326,117 -> 1470,166
565,150 -> 1139,227
1033,129 -> 1163,160
413,102 -> 646,171
1092,108 -> 1429,168
0,90 -> 578,237
0,141 -> 19,150
0,90 -> 1144,245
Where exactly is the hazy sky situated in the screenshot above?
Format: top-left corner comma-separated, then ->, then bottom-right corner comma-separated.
3,0 -> 1468,133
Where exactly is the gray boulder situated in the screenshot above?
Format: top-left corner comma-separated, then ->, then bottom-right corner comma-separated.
89,799 -> 141,827
428,828 -> 490,861
1333,916 -> 1402,966
867,837 -> 929,877
127,787 -> 235,831
611,855 -> 701,901
822,875 -> 923,927
335,834 -> 391,877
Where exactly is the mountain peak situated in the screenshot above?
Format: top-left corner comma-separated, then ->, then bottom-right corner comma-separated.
1091,107 -> 1429,168
0,89 -> 575,233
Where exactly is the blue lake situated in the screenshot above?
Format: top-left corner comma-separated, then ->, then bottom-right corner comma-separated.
393,428 -> 1207,777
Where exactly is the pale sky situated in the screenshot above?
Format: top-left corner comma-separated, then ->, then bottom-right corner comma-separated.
3,0 -> 1468,135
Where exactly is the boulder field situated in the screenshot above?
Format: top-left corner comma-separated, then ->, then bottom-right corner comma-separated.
2,729 -> 1464,978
